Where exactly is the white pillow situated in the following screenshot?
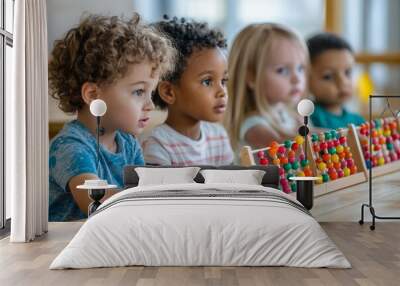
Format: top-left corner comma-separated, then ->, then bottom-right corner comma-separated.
200,169 -> 266,185
135,167 -> 201,186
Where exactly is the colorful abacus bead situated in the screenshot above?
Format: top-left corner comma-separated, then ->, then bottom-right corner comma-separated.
286,173 -> 294,180
318,162 -> 327,172
288,150 -> 296,158
270,141 -> 280,150
291,161 -> 299,170
294,135 -> 304,145
320,141 -> 328,151
260,157 -> 269,165
322,153 -> 331,162
280,156 -> 289,165
284,140 -> 292,149
346,158 -> 354,168
280,178 -> 290,193
290,182 -> 297,192
328,147 -> 336,154
268,147 -> 277,158
303,166 -> 313,176
330,130 -> 338,139
324,131 -> 332,141
372,156 -> 378,167
333,162 -> 341,170
315,176 -> 323,184
283,163 -> 292,172
297,171 -> 305,177
339,136 -> 346,145
300,159 -> 309,167
277,145 -> 286,155
329,169 -> 338,180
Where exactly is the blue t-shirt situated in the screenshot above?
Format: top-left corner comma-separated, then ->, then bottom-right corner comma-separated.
310,103 -> 365,129
49,120 -> 144,221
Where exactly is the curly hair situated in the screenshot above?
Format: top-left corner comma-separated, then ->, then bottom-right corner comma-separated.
49,13 -> 175,114
152,15 -> 227,109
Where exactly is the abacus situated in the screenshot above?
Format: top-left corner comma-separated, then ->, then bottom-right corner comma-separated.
309,125 -> 368,195
356,117 -> 400,177
240,135 -> 314,194
240,124 -> 368,197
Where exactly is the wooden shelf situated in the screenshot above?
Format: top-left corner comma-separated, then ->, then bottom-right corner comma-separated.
355,53 -> 400,65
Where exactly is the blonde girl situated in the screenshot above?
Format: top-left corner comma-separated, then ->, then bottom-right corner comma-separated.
225,23 -> 308,151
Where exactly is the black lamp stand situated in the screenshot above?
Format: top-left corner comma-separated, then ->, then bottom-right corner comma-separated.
295,116 -> 314,210
88,116 -> 105,215
359,95 -> 400,230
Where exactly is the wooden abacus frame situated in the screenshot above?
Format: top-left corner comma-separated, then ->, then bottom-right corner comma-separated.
310,125 -> 368,196
354,118 -> 400,178
240,125 -> 369,198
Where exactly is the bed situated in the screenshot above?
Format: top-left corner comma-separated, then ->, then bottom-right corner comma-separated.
50,165 -> 350,269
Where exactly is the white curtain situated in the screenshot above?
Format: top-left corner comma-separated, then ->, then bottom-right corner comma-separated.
8,0 -> 49,242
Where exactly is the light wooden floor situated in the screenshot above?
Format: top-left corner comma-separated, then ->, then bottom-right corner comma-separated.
311,171 -> 400,221
1,173 -> 399,286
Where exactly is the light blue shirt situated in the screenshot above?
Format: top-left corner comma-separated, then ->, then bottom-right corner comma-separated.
49,120 -> 144,221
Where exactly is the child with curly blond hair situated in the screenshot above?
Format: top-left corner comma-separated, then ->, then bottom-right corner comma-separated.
48,14 -> 175,221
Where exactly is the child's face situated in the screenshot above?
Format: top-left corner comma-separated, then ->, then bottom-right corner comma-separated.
260,38 -> 306,105
98,61 -> 158,135
309,49 -> 354,106
171,48 -> 228,122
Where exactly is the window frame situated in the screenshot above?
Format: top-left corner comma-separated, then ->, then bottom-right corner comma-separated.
0,0 -> 14,231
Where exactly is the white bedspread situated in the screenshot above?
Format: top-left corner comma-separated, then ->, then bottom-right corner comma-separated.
50,183 -> 350,269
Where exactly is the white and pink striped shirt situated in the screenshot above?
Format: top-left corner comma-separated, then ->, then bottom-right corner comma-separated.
140,122 -> 234,166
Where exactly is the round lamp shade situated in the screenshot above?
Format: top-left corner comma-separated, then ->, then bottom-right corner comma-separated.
90,99 -> 107,117
297,99 -> 315,117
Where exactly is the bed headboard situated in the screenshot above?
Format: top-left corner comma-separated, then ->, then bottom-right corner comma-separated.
123,165 -> 280,189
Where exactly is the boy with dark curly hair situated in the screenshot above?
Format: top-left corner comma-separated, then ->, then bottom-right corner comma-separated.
141,16 -> 234,166
48,14 -> 175,221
